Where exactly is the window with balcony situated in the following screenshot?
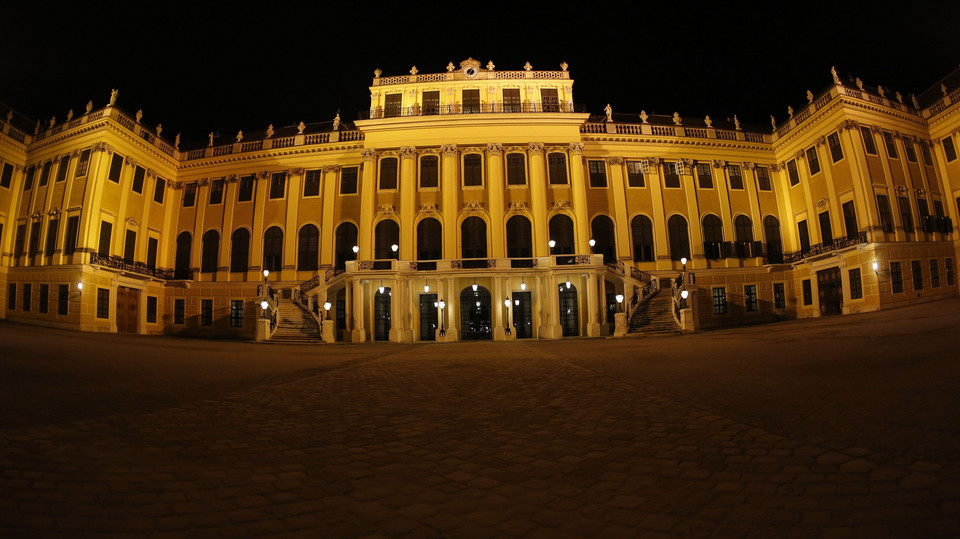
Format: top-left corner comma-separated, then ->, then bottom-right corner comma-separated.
503,88 -> 521,113
384,93 -> 402,117
462,89 -> 480,113
842,201 -> 858,239
818,211 -> 833,245
422,91 -> 440,115
797,219 -> 810,254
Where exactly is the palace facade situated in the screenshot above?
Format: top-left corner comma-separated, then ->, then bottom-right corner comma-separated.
1,58 -> 958,342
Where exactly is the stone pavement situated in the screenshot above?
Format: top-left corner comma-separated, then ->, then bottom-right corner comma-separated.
1,298 -> 960,537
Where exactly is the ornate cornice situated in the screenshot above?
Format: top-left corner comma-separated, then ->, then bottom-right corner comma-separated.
605,157 -> 624,165
322,165 -> 341,173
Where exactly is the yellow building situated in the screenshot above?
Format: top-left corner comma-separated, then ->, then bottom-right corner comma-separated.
1,58 -> 958,342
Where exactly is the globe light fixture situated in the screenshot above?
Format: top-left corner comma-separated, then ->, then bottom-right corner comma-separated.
565,280 -> 572,289
504,298 -> 511,308
472,282 -> 478,292
680,257 -> 687,266
352,245 -> 359,254
589,238 -> 596,247
424,282 -> 430,293
548,239 -> 556,249
520,280 -> 526,291
681,290 -> 689,300
262,269 -> 269,278
872,261 -> 879,272
260,300 -> 269,310
378,281 -> 385,294
76,282 -> 83,291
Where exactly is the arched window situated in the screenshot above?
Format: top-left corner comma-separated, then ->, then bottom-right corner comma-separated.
734,215 -> 754,258
298,224 -> 319,271
764,216 -> 783,263
702,215 -> 723,260
668,215 -> 690,261
631,215 -> 654,262
334,222 -> 358,271
201,230 -> 219,273
174,231 -> 192,279
417,218 -> 442,261
375,220 -> 400,259
461,217 -> 487,259
263,226 -> 283,272
230,228 -> 249,273
506,215 -> 532,259
549,214 -> 575,255
591,215 -> 616,264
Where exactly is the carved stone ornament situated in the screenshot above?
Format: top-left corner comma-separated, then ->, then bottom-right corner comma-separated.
816,198 -> 828,208
377,204 -> 396,216
226,174 -> 238,183
648,157 -> 661,166
32,211 -> 43,221
770,163 -> 782,172
681,158 -> 694,167
297,122 -> 306,134
410,65 -> 418,75
816,135 -> 827,146
374,68 -> 382,78
92,142 -> 109,153
639,110 -> 649,124
462,200 -> 485,213
712,160 -> 726,169
508,201 -> 528,213
551,200 -> 571,211
486,143 -> 502,156
605,157 -> 624,165
124,156 -> 137,167
361,148 -> 378,161
672,112 -> 682,126
197,178 -> 209,187
322,165 -> 341,173
870,125 -> 882,134
743,162 -> 755,171
895,185 -> 908,194
528,142 -> 544,155
916,188 -> 926,196
418,203 -> 440,214
569,142 -> 584,154
146,169 -> 157,179
85,100 -> 93,114
446,62 -> 455,73
71,149 -> 81,158
256,171 -> 270,180
523,61 -> 533,71
399,146 -> 417,158
48,208 -> 62,218
125,217 -> 139,227
560,61 -> 568,72
290,168 -> 305,176
441,144 -> 458,156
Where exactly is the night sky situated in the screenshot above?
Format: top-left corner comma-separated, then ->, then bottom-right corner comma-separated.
3,2 -> 959,145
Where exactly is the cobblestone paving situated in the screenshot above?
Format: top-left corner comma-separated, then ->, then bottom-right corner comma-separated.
1,303 -> 960,537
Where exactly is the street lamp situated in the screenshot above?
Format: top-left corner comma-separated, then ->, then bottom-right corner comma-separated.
872,261 -> 879,273
424,281 -> 430,293
260,299 -> 270,319
391,244 -> 398,259
615,293 -> 624,313
504,297 -> 512,335
680,257 -> 687,271
520,279 -> 526,291
438,298 -> 446,336
548,239 -> 556,250
323,301 -> 332,319
472,281 -> 478,292
680,289 -> 689,309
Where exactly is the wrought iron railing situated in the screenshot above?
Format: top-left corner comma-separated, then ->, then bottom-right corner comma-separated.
361,102 -> 585,119
783,231 -> 867,263
89,252 -> 176,280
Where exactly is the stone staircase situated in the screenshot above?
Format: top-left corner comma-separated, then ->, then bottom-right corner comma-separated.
627,289 -> 681,336
268,299 -> 323,344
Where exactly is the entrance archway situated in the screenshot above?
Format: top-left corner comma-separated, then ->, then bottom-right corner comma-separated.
460,285 -> 492,340
558,282 -> 579,337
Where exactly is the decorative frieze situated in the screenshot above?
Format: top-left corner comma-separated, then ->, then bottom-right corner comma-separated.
418,203 -> 440,214
508,200 -> 528,213
377,204 -> 396,216
462,200 -> 484,213
486,143 -> 502,156
551,199 -> 571,211
322,165 -> 341,174
399,146 -> 417,158
528,142 -> 544,155
605,157 -> 623,165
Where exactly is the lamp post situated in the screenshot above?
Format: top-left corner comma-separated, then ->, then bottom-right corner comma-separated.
680,257 -> 687,272
504,297 -> 512,335
438,298 -> 446,337
680,289 -> 689,309
616,293 -> 624,313
391,244 -> 398,259
260,299 -> 270,319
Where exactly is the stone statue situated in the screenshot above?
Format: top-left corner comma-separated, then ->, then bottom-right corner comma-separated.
770,115 -> 777,131
734,115 -> 741,130
333,113 -> 340,130
85,100 -> 93,114
446,62 -> 455,72
5,110 -> 11,122
265,124 -> 274,138
672,112 -> 682,126
236,130 -> 243,142
208,132 -> 214,147
604,104 -> 613,122
175,133 -> 180,150
109,88 -> 118,106
878,85 -> 885,98
704,115 -> 712,128
855,77 -> 864,91
410,65 -> 418,75
896,91 -> 903,103
486,60 -> 495,71
560,61 -> 569,72
136,109 -> 143,124
297,121 -> 305,134
911,94 -> 919,108
374,68 -> 382,78
156,123 -> 162,136
807,90 -> 814,103
831,66 -> 841,86
524,61 -> 533,71
66,109 -> 74,121
787,105 -> 794,118
49,116 -> 56,128
942,83 -> 948,96
639,110 -> 648,124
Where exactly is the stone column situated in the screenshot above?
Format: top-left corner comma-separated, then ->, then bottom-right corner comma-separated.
284,169 -> 303,279
647,159 -> 670,268
399,147 -> 417,261
320,165 -> 339,268
493,275 -> 505,339
568,143 -> 591,255
351,278 -> 366,342
440,145 -> 459,260
607,157 -> 631,260
486,144 -> 505,258
249,170 -> 270,274
529,143 -> 550,257
586,271 -> 600,337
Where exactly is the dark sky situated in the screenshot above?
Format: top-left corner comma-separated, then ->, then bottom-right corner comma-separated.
3,2 -> 959,144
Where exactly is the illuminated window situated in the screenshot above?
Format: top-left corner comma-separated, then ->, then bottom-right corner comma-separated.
712,287 -> 727,315
626,161 -> 645,187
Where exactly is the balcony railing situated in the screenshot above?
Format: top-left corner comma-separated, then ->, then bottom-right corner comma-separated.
361,101 -> 585,120
783,231 -> 867,263
89,252 -> 177,280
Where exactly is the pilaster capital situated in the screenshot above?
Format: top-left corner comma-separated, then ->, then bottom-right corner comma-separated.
528,142 -> 544,155
52,155 -> 60,163
146,168 -> 157,179
486,143 -> 503,156
225,174 -> 238,183
441,144 -> 458,156
711,159 -> 726,168
815,135 -> 826,147
361,148 -> 378,161
124,155 -> 137,167
569,142 -> 584,154
399,146 -> 417,158
322,165 -> 341,173
605,156 -> 623,165
742,161 -> 755,171
256,170 -> 270,180
290,167 -> 305,176
837,119 -> 859,132
71,149 -> 81,158
197,178 -> 209,186
795,150 -> 805,161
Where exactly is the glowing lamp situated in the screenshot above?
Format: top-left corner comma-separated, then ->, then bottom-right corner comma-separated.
681,290 -> 689,300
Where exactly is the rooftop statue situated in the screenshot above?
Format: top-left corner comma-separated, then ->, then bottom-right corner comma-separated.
49,116 -> 55,128
560,61 -> 568,72
136,109 -> 143,124
672,112 -> 681,126
333,114 -> 341,131
446,62 -> 455,72
604,104 -> 612,122
770,115 -> 776,131
734,115 -> 741,130
236,130 -> 243,143
109,88 -> 118,106
66,109 -> 74,121
156,123 -> 162,136
878,85 -> 885,97
175,134 -> 180,150
524,62 -> 532,71
297,121 -> 305,134
265,124 -> 274,138
704,115 -> 712,128
896,91 -> 903,103
912,94 -> 919,108
208,132 -> 214,147
942,83 -> 949,96
85,100 -> 93,113
639,110 -> 648,124
787,105 -> 794,118
831,66 -> 842,86
856,77 -> 864,91
806,90 -> 814,103
374,68 -> 382,78
410,66 -> 418,75
486,61 -> 495,71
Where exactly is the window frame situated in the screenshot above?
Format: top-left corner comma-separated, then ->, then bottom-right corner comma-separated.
96,288 -> 109,319
744,284 -> 758,312
787,159 -> 800,186
208,178 -> 224,205
548,152 -> 569,185
882,131 -> 899,159
806,147 -> 821,176
773,282 -> 786,309
237,174 -> 254,202
505,152 -> 527,186
695,163 -> 713,189
712,287 -> 727,315
200,299 -> 213,326
378,157 -> 398,191
827,132 -> 844,163
891,261 -> 904,293
756,166 -> 772,191
303,169 -> 321,198
625,161 -> 645,188
230,299 -> 244,327
727,164 -> 744,190
269,172 -> 286,199
849,268 -> 863,300
339,166 -> 359,195
462,153 -> 483,188
419,155 -> 439,189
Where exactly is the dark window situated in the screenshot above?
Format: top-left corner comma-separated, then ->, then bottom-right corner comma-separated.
712,287 -> 727,315
891,261 -> 903,293
797,219 -> 810,253
541,88 -> 560,112
335,222 -> 359,270
14,224 -> 26,257
45,218 -> 59,256
774,283 -> 786,309
918,198 -> 931,231
764,216 -> 783,263
263,226 -> 283,272
626,161 -> 645,187
806,147 -> 821,175
201,299 -> 213,326
882,132 -> 898,159
942,136 -> 957,162
422,91 -> 440,115
877,194 -> 894,233
588,160 -> 607,188
209,179 -> 224,204
668,215 -> 690,261
24,166 -> 35,190
304,169 -> 321,197
58,284 -> 68,315
64,216 -> 79,256
744,285 -> 758,311
28,221 -> 41,256
384,93 -> 402,117
379,158 -> 398,190
340,167 -> 358,194
842,201 -> 858,239
931,259 -> 940,288
123,229 -> 136,263
591,215 -> 616,264
904,139 -> 917,162
662,162 -> 681,188
374,220 -> 399,260
419,156 -> 438,188
506,153 -> 526,185
416,218 -> 442,261
461,217 -> 487,259
174,232 -> 192,279
174,299 -> 185,324
237,174 -> 254,201
39,161 -> 51,186
183,183 -> 196,207
818,211 -> 833,245
802,279 -> 813,305
549,215 -> 575,255
230,228 -> 250,272
828,132 -> 843,162
108,153 -> 123,183
696,163 -> 713,189
503,88 -> 521,113
506,215 -> 533,258
756,166 -> 771,191
463,154 -> 482,186
75,149 -> 91,177
920,141 -> 934,166
0,163 -> 12,188
7,283 -> 15,310
154,177 -> 165,203
98,221 -> 112,257
702,214 -> 723,260
22,283 -> 31,312
912,260 -> 923,290
147,237 -> 158,269
201,230 -> 219,273
56,155 -> 70,182
787,159 -> 800,186
898,196 -> 914,233
96,288 -> 109,318
548,153 -> 568,185
946,258 -> 955,286
269,172 -> 285,199
462,89 -> 480,113
298,225 -> 319,270
147,296 -> 157,323
230,300 -> 244,327
861,126 -> 877,155
727,164 -> 743,190
631,215 -> 654,262
132,166 -> 145,193
849,268 -> 862,299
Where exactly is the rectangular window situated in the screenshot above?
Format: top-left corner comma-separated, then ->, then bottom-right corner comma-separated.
422,90 -> 440,115
379,158 -> 398,190
774,283 -> 786,309
861,126 -> 878,155
502,88 -> 521,113
942,136 -> 957,162
787,159 -> 800,186
920,141 -> 934,166
744,285 -> 758,312
14,224 -> 26,257
28,222 -> 41,256
303,169 -> 321,197
541,88 -> 560,112
1,163 -> 14,188
463,154 -> 483,186
96,288 -> 109,318
56,155 -> 70,182
419,156 -> 438,188
662,162 -> 681,188
695,163 -> 712,189
237,175 -> 254,201
154,177 -> 166,203
946,258 -> 955,286
903,139 -> 917,162
147,237 -> 158,269
24,166 -> 35,190
798,219 -> 810,253
918,199 -> 931,232
340,167 -> 358,194
38,284 -> 48,313
802,279 -> 813,305
842,201 -> 858,239
712,287 -> 727,315
827,132 -> 843,162
22,283 -> 31,312
58,284 -> 68,315
64,216 -> 79,256
626,161 -> 645,187
806,147 -> 821,175
183,183 -> 196,207
727,164 -> 743,190
230,300 -> 244,327
131,166 -> 145,193
75,149 -> 91,177
45,218 -> 59,256
506,153 -> 526,185
756,166 -> 771,191
7,284 -> 15,310
201,299 -> 213,326
849,268 -> 863,299
147,296 -> 157,324
174,299 -> 185,324
912,260 -> 923,290
930,259 -> 940,288
209,178 -> 224,204
123,229 -> 136,263
818,211 -> 833,245
108,153 -> 124,183
39,161 -> 51,186
462,89 -> 480,113
548,153 -> 568,185
898,196 -> 914,233
98,221 -> 112,257
588,160 -> 607,188
384,93 -> 402,117
891,261 -> 903,293
882,132 -> 898,159
877,194 -> 894,233
269,172 -> 286,198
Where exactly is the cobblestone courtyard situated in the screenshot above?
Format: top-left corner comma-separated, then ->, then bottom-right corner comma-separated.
1,297 -> 959,537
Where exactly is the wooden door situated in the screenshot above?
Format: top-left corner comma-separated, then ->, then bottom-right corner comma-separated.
116,286 -> 139,334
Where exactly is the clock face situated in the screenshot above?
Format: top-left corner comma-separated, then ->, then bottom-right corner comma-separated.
463,66 -> 479,78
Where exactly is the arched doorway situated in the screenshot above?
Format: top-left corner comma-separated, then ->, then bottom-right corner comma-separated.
298,224 -> 319,271
335,222 -> 358,271
591,215 -> 616,264
374,286 -> 391,341
549,214 -> 575,265
668,215 -> 690,261
558,281 -> 579,337
375,219 -> 399,260
460,285 -> 492,340
201,230 -> 219,273
734,215 -> 753,258
174,231 -> 191,279
702,214 -> 723,260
